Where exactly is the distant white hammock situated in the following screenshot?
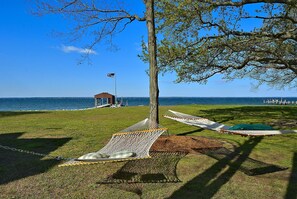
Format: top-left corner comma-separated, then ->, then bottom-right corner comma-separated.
164,110 -> 297,137
60,119 -> 167,167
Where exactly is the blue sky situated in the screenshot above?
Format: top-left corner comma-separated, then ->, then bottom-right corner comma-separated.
0,1 -> 295,98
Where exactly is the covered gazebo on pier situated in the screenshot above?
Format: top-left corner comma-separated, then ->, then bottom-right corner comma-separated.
94,92 -> 115,107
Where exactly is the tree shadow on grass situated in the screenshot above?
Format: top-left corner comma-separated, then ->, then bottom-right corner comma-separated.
199,106 -> 297,129
177,129 -> 204,136
0,132 -> 71,185
167,137 -> 263,199
0,111 -> 47,118
200,147 -> 288,176
285,152 -> 297,199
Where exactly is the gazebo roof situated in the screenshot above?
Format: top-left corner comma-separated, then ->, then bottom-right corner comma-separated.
94,92 -> 114,99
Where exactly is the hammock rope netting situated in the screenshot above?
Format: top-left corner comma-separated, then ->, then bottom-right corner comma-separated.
164,110 -> 297,136
164,110 -> 230,131
59,119 -> 167,167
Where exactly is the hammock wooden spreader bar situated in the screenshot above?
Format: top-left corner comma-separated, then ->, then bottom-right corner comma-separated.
59,119 -> 167,167
164,110 -> 297,137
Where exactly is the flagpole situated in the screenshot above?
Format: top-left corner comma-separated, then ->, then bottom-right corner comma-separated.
107,73 -> 117,106
114,74 -> 117,106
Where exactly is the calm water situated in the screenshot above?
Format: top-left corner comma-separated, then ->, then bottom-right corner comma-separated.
0,97 -> 296,111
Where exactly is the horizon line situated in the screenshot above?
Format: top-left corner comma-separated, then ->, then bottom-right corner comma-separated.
1,96 -> 297,98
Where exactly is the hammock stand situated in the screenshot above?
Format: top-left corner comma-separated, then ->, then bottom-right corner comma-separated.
164,110 -> 297,137
59,119 -> 167,167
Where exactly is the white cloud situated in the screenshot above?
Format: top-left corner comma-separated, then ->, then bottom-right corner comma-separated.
61,45 -> 97,55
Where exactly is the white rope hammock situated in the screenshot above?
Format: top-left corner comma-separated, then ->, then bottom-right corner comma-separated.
164,110 -> 297,137
164,110 -> 230,131
60,119 -> 167,167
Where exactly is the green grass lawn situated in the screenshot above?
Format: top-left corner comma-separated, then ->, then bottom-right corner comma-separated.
0,105 -> 296,199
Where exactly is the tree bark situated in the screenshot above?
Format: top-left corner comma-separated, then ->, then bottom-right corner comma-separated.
145,0 -> 159,128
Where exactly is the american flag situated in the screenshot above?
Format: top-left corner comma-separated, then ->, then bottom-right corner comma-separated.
107,73 -> 115,77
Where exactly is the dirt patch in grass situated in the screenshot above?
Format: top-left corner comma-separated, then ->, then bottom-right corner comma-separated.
151,135 -> 224,154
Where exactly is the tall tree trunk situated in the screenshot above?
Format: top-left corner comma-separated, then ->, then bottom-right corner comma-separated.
145,0 -> 159,128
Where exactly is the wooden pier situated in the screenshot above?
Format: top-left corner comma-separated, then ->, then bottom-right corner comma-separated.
263,99 -> 297,105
